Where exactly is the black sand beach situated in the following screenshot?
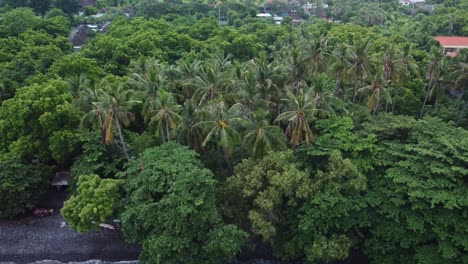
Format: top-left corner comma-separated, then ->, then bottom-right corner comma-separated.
0,189 -> 140,264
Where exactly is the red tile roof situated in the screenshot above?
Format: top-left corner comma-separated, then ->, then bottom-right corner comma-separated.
434,36 -> 468,47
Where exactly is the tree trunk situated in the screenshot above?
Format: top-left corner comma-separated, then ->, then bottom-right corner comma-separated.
352,78 -> 359,107
160,125 -> 166,144
373,98 -> 380,116
334,76 -> 341,98
392,84 -> 401,113
456,101 -> 468,126
419,76 -> 433,119
115,115 -> 130,161
165,118 -> 170,142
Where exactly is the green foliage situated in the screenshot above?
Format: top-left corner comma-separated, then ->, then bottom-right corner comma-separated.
223,151 -> 312,254
0,158 -> 53,218
120,142 -> 247,264
296,153 -> 367,263
301,116 -> 376,172
364,117 -> 468,264
0,8 -> 39,36
61,174 -> 124,233
0,79 -> 80,164
70,131 -> 126,180
361,113 -> 417,141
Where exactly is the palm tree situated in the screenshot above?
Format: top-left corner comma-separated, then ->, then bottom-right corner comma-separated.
66,74 -> 91,100
193,65 -> 227,106
145,89 -> 182,144
358,68 -> 390,116
299,36 -> 330,75
176,59 -> 201,99
382,46 -> 404,112
349,39 -> 373,106
450,53 -> 468,125
428,59 -> 448,112
309,74 -> 338,119
80,81 -> 141,161
129,59 -> 167,98
329,43 -> 351,98
420,47 -> 444,118
177,99 -> 204,152
194,102 -> 245,158
275,89 -> 317,147
250,54 -> 283,101
392,44 -> 419,112
243,110 -> 284,160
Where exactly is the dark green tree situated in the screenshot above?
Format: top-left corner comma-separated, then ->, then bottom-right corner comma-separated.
0,158 -> 53,218
120,142 -> 247,264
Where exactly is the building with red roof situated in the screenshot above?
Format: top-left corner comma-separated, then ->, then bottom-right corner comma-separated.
434,36 -> 468,57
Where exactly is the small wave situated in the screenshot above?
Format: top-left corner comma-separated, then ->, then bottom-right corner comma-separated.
11,260 -> 138,264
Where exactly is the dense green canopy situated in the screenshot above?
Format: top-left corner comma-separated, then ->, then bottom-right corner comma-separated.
0,1 -> 467,263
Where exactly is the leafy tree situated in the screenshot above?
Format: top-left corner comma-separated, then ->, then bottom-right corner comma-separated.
295,153 -> 367,263
120,142 -> 247,264
70,131 -> 126,180
0,8 -> 39,36
223,151 -> 312,254
52,0 -> 80,15
302,116 -> 376,173
61,174 -> 124,233
0,79 -> 80,164
363,117 -> 468,264
0,158 -> 53,218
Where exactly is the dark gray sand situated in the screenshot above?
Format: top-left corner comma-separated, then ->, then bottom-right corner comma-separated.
0,213 -> 140,264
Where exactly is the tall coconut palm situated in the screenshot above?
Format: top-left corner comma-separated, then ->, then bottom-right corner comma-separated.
193,65 -> 227,106
250,54 -> 283,101
382,46 -> 404,112
177,99 -> 204,152
309,74 -> 338,119
176,59 -> 201,99
329,43 -> 351,98
129,59 -> 167,98
299,36 -> 330,75
145,89 -> 182,144
392,44 -> 419,112
194,101 -> 245,157
66,74 -> 91,100
428,59 -> 448,112
80,81 -> 141,161
349,39 -> 373,106
420,47 -> 444,118
358,68 -> 390,116
243,110 -> 284,160
275,89 -> 317,147
450,53 -> 468,125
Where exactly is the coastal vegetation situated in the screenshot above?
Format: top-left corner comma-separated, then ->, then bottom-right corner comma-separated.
0,0 -> 467,263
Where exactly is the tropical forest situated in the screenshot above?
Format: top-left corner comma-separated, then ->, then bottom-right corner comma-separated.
0,0 -> 467,263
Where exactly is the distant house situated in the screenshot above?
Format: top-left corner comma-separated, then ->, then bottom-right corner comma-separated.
257,13 -> 273,19
399,0 -> 425,6
434,36 -> 468,57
